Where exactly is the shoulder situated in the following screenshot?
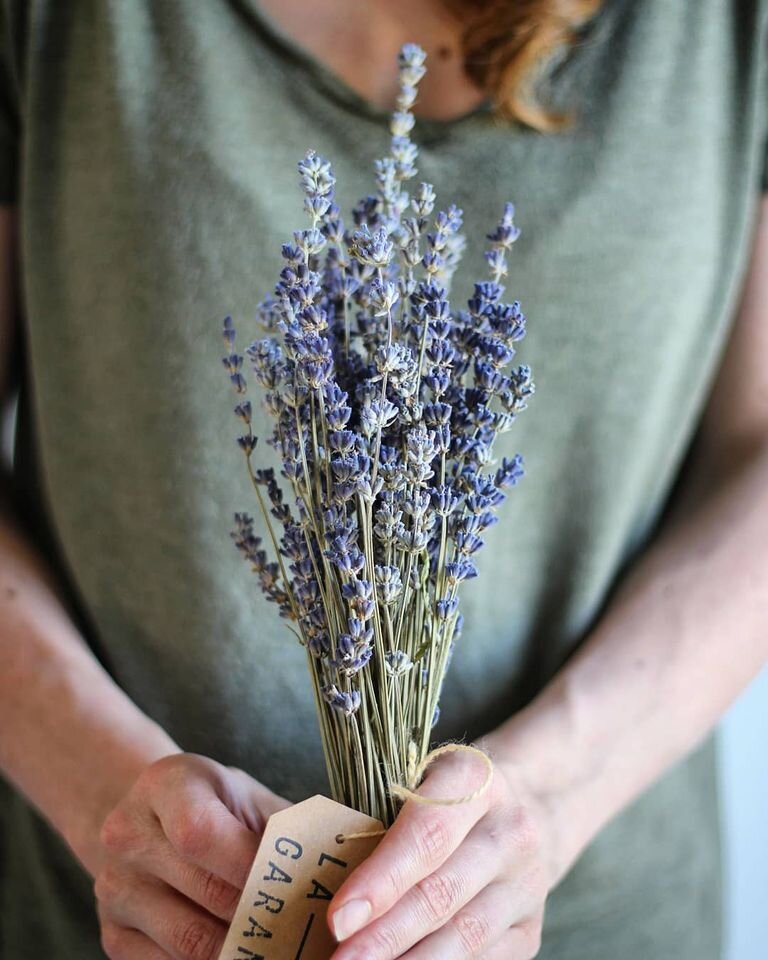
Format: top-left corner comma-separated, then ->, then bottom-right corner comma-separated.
596,0 -> 768,48
595,0 -> 768,105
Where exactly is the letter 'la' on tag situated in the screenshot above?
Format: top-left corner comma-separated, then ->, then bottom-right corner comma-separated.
217,794 -> 384,960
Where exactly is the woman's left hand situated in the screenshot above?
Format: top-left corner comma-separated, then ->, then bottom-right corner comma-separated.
326,745 -> 562,960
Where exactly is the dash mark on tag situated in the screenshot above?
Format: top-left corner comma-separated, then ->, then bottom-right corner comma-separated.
294,912 -> 315,959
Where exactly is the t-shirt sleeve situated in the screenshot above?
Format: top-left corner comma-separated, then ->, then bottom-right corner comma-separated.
763,11 -> 768,193
763,143 -> 768,193
0,1 -> 21,205
763,68 -> 768,192
763,87 -> 768,192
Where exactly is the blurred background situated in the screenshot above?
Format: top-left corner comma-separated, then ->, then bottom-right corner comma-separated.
719,665 -> 768,960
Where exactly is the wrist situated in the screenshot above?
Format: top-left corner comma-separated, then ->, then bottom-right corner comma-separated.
64,723 -> 181,877
477,675 -> 608,889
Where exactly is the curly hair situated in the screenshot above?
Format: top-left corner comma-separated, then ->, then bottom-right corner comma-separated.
442,0 -> 604,130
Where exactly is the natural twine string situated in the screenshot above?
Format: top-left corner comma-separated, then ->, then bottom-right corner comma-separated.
335,742 -> 494,844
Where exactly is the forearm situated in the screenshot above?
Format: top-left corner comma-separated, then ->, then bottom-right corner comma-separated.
482,442 -> 768,888
0,504 -> 181,877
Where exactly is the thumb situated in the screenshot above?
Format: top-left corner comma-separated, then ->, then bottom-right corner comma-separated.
147,754 -> 289,890
224,765 -> 293,835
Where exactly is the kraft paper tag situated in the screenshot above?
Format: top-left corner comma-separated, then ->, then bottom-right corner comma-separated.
217,794 -> 385,960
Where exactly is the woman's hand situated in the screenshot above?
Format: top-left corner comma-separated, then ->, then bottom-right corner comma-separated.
326,746 -> 561,960
94,752 -> 291,960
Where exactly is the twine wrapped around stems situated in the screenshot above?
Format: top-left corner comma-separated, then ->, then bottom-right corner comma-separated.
335,742 -> 494,843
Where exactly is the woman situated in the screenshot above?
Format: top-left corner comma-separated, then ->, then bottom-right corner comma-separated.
0,1 -> 766,958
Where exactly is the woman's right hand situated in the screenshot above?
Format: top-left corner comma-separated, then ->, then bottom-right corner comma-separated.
94,752 -> 292,960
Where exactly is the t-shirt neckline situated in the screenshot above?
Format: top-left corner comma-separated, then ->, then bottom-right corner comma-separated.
242,0 -> 495,136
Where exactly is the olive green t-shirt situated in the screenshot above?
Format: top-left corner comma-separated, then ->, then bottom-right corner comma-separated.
1,1 -> 767,957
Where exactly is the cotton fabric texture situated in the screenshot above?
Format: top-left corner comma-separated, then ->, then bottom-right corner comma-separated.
0,1 -> 767,957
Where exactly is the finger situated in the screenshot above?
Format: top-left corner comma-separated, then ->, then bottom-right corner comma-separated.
329,747 -> 494,941
100,921 -> 173,960
221,764 -> 293,832
398,880 -> 522,959
100,871 -> 228,960
141,835 -> 242,923
329,821 -> 540,960
99,795 -> 242,923
148,759 -> 264,889
329,817 -> 489,960
477,911 -> 545,960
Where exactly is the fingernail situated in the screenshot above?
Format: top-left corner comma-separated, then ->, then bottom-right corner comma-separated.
332,898 -> 372,941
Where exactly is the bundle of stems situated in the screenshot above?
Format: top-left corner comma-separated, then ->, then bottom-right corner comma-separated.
220,43 -> 534,826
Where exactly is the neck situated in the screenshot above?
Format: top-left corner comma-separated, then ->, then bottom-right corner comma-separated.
255,0 -> 487,120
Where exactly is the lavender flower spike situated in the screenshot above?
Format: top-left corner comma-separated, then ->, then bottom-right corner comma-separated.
217,41 -> 535,827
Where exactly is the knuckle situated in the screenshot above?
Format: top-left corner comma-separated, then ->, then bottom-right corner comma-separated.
139,753 -> 205,799
483,808 -> 507,846
367,921 -> 404,957
198,867 -> 239,916
93,864 -> 123,905
410,815 -> 451,868
99,808 -> 139,855
169,804 -> 214,861
141,752 -> 184,784
100,923 -> 127,959
509,805 -> 541,859
450,909 -> 491,956
135,755 -> 174,796
172,918 -> 219,960
415,869 -> 463,923
379,860 -> 409,903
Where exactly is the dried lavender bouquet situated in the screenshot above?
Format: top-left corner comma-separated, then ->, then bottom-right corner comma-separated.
220,44 -> 534,826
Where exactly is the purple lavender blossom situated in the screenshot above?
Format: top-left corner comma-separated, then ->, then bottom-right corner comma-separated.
321,683 -> 362,716
218,41 -> 535,825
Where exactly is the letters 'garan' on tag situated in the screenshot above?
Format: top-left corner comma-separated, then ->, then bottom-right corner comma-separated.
217,794 -> 384,960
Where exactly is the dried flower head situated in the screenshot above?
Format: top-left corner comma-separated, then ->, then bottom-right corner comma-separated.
219,43 -> 534,825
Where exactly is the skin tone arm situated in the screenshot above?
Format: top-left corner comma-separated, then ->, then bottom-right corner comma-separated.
0,205 -> 291,959
0,214 -> 180,875
324,199 -> 768,960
